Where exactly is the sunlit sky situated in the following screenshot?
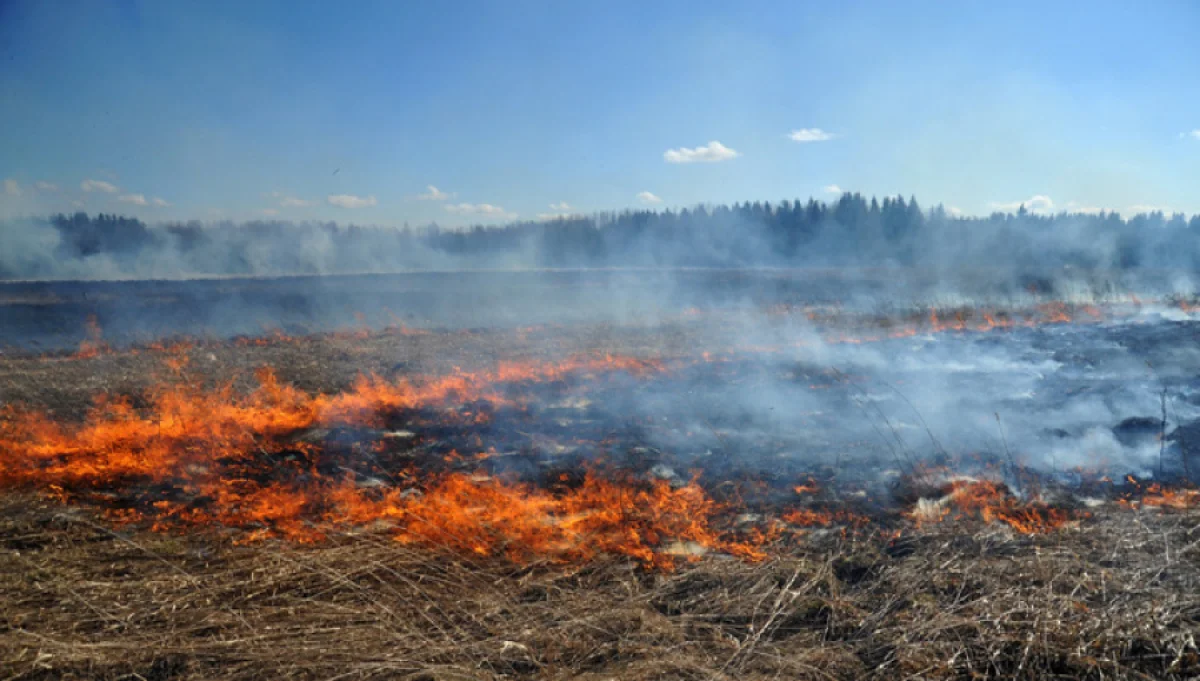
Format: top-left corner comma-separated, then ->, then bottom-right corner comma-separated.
2,0 -> 1198,225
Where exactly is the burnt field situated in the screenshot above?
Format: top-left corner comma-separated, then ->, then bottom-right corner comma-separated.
0,269 -> 875,353
0,267 -> 1161,353
5,277 -> 1200,679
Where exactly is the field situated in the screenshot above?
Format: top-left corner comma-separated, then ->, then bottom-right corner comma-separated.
4,275 -> 1200,679
5,488 -> 1200,680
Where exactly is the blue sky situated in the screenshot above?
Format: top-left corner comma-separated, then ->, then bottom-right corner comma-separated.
1,0 -> 1198,225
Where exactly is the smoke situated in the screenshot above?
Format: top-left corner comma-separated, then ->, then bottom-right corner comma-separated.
3,199 -> 1199,292
546,301 -> 1200,484
6,201 -> 1200,486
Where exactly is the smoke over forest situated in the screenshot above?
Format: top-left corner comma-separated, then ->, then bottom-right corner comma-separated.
4,194 -> 1199,288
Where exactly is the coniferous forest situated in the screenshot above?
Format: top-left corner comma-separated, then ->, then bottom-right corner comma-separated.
3,194 -> 1198,280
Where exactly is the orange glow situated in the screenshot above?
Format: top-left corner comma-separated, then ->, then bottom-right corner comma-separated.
1119,481 -> 1200,510
808,301 -> 1109,348
74,315 -> 110,359
328,473 -> 763,568
8,301 -> 1192,567
0,353 -> 665,488
0,353 -> 752,568
235,328 -> 296,347
908,480 -> 1076,534
1035,302 -> 1072,324
793,480 -> 820,495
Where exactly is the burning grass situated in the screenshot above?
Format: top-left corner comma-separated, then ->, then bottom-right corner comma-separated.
0,332 -> 1181,567
1,352 -> 746,569
907,478 -> 1077,534
5,317 -> 1200,678
0,344 -> 1113,570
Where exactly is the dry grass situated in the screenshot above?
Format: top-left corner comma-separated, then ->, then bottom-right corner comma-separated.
3,491 -> 1200,680
5,329 -> 1200,679
0,323 -> 702,420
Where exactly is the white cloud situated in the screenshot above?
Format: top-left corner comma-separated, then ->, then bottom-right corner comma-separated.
81,179 -> 119,193
34,181 -> 59,192
636,191 -> 663,204
945,205 -> 964,217
261,208 -> 280,216
536,202 -> 576,221
113,191 -> 168,207
663,140 -> 739,163
1183,130 -> 1200,140
989,194 -> 1055,215
3,179 -> 19,196
415,185 -> 452,201
444,203 -> 517,220
267,191 -> 310,207
328,194 -> 378,209
822,184 -> 842,194
789,128 -> 836,143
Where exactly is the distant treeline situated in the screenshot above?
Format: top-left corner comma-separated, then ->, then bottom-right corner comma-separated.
3,194 -> 1199,280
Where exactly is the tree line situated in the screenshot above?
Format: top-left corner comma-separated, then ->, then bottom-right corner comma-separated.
2,194 -> 1197,279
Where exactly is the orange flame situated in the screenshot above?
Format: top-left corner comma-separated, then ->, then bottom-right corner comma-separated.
908,480 -> 1076,534
0,354 -> 761,568
74,315 -> 110,359
328,473 -> 763,567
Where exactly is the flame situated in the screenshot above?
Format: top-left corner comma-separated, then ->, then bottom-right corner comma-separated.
1035,302 -> 1072,324
0,353 -> 749,568
815,301 -> 1105,348
8,302 -> 1189,568
908,480 -> 1075,534
318,355 -> 664,427
235,328 -> 296,347
1140,486 -> 1200,509
0,353 -> 665,488
1119,479 -> 1200,509
74,315 -> 110,359
329,472 -> 763,567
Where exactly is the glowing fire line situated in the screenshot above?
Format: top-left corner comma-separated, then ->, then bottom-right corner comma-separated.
7,297 -> 1195,566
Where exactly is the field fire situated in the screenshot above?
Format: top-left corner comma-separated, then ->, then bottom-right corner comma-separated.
6,3 -> 1200,676
6,288 -> 1200,679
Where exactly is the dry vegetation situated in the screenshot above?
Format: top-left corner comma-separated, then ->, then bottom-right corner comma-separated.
0,323 -> 701,420
5,492 -> 1200,680
3,328 -> 1200,679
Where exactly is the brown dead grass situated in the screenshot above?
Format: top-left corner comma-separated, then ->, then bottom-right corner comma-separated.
0,324 -> 700,421
4,491 -> 1200,680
